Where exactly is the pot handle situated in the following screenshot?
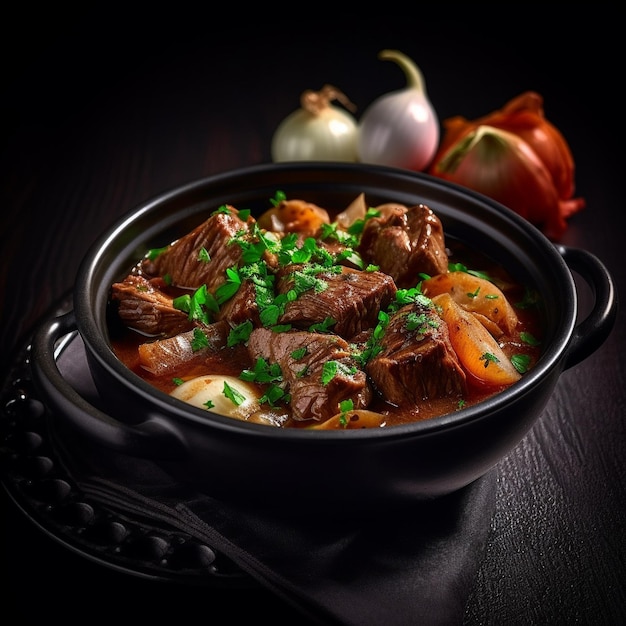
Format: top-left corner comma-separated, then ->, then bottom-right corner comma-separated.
30,309 -> 187,460
557,245 -> 618,370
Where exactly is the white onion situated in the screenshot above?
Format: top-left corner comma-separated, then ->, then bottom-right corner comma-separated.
271,85 -> 359,162
357,50 -> 439,171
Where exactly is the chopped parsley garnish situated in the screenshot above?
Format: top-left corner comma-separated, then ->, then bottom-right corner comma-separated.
146,245 -> 170,261
291,347 -> 307,360
259,385 -> 290,407
227,320 -> 253,347
511,354 -> 532,373
405,311 -> 438,334
173,284 -> 219,325
215,267 -> 242,304
270,190 -> 287,207
338,399 -> 355,428
520,331 -> 541,346
190,327 -> 209,351
270,323 -> 292,333
240,357 -> 283,384
389,287 -> 432,313
321,360 -> 357,385
346,208 -> 380,238
223,381 -> 246,406
448,262 -> 492,282
309,317 -> 336,333
239,358 -> 288,408
479,352 -> 500,368
211,205 -> 232,216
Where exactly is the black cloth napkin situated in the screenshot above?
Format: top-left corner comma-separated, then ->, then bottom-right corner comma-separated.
52,332 -> 496,626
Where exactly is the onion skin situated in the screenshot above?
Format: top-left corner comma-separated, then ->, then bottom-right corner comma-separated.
357,49 -> 439,171
429,92 -> 585,240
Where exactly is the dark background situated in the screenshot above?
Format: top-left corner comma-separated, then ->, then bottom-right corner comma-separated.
2,6 -> 624,625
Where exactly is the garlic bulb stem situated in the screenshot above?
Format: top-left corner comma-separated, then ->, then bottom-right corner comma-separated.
378,49 -> 426,95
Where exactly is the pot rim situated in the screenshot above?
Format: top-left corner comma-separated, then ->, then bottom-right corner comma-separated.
74,162 -> 577,442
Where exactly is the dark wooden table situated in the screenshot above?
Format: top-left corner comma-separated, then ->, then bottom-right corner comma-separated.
2,10 -> 624,625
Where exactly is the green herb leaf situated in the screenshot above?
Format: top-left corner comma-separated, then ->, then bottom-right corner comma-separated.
291,347 -> 307,360
309,317 -> 336,333
223,381 -> 246,406
270,190 -> 286,207
479,352 -> 500,368
520,331 -> 541,346
146,245 -> 169,261
191,327 -> 209,351
511,353 -> 532,373
227,320 -> 253,346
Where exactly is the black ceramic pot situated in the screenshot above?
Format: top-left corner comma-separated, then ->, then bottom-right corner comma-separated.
31,163 -> 617,510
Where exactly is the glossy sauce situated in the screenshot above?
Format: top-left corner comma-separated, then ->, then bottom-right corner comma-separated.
110,239 -> 544,428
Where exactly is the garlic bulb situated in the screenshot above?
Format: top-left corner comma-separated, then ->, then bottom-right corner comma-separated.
271,85 -> 359,162
357,50 -> 439,171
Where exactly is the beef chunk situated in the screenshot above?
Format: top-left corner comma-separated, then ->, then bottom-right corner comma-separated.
366,300 -> 466,407
140,207 -> 250,291
216,279 -> 262,328
247,327 -> 372,422
357,203 -> 449,288
110,274 -> 194,337
276,265 -> 397,340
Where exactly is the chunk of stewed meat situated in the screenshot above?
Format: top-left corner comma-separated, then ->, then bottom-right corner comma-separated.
216,279 -> 262,328
140,207 -> 251,291
276,264 -> 397,340
366,301 -> 466,407
247,327 -> 372,422
357,203 -> 449,288
110,274 -> 194,337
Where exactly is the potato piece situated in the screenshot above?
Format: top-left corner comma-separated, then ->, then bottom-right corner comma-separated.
432,293 -> 521,386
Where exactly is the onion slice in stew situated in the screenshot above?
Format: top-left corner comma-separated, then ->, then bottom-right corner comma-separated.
422,271 -> 518,337
432,293 -> 521,386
